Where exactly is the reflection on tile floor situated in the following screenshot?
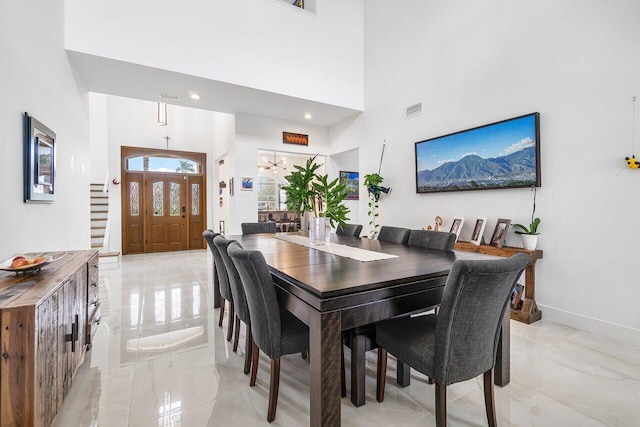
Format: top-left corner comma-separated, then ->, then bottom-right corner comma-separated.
54,250 -> 640,426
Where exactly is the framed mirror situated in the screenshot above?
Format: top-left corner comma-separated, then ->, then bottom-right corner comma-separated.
23,112 -> 56,202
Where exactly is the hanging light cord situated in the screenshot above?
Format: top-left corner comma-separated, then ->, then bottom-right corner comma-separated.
633,96 -> 637,155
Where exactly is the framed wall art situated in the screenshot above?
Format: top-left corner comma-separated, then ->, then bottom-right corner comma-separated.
339,171 -> 359,200
283,132 -> 308,146
415,113 -> 540,193
241,177 -> 254,190
23,112 -> 56,202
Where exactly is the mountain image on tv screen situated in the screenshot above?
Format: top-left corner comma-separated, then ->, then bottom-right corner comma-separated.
415,113 -> 540,193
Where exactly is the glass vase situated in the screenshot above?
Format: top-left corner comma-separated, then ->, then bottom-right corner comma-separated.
309,217 -> 330,246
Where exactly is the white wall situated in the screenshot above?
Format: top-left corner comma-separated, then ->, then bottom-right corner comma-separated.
358,0 -> 640,339
229,114 -> 331,235
89,95 -> 234,253
65,0 -> 364,110
0,0 -> 90,259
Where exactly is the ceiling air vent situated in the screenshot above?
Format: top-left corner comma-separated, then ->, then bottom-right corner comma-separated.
406,102 -> 423,119
160,92 -> 180,101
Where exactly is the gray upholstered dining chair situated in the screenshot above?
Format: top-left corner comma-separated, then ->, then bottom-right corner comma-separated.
202,230 -> 222,308
377,226 -> 411,244
241,221 -> 277,235
401,229 -> 458,384
375,253 -> 530,427
407,229 -> 456,251
336,223 -> 363,237
214,236 -> 253,375
206,231 -> 235,342
228,245 -> 310,423
343,224 -> 409,406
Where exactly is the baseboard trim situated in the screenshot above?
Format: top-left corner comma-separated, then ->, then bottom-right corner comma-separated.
538,304 -> 640,348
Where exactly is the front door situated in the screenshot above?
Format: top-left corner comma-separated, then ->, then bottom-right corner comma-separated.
121,146 -> 207,255
147,174 -> 188,252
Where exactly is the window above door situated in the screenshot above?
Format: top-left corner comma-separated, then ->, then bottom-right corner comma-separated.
126,155 -> 201,174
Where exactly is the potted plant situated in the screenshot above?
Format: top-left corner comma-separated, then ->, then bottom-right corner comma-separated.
281,156 -> 350,244
513,186 -> 540,250
364,173 -> 386,238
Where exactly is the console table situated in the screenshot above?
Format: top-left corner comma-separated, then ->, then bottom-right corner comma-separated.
0,250 -> 100,427
454,242 -> 543,324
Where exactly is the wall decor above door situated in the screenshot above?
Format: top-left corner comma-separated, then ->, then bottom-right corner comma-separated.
283,132 -> 308,146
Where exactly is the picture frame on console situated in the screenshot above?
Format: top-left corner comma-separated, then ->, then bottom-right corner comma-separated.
490,218 -> 511,248
470,217 -> 487,246
449,217 -> 464,241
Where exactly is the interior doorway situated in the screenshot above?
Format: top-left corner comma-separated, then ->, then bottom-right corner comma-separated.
121,146 -> 207,255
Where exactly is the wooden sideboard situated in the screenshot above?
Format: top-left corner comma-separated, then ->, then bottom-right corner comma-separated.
454,242 -> 543,324
0,250 -> 100,427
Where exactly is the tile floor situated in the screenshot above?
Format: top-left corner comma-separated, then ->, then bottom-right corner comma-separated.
54,250 -> 640,426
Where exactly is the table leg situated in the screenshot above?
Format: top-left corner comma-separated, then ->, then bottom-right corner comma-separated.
350,333 -> 366,407
309,310 -> 342,427
494,309 -> 510,386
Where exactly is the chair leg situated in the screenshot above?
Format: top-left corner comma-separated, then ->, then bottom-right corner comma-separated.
267,358 -> 281,423
376,348 -> 387,402
250,341 -> 260,387
435,382 -> 447,427
243,327 -> 253,375
226,300 -> 235,342
341,344 -> 346,398
218,298 -> 225,327
301,351 -> 308,360
484,369 -> 497,427
397,360 -> 411,387
232,316 -> 241,352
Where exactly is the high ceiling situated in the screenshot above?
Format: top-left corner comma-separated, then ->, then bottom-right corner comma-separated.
68,51 -> 361,128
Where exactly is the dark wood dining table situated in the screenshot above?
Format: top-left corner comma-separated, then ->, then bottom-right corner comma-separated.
228,232 -> 510,427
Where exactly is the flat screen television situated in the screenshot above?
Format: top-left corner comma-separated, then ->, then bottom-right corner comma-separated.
415,112 -> 540,193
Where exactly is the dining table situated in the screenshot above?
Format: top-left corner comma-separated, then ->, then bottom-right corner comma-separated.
227,232 -> 511,427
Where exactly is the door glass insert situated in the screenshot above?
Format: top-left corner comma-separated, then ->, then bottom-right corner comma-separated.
130,182 -> 140,216
153,182 -> 164,216
170,182 -> 180,216
191,184 -> 199,215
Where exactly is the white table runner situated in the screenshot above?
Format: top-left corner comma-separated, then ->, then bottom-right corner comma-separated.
275,234 -> 398,262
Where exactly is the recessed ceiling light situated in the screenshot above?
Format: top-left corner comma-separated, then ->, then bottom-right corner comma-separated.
304,113 -> 312,119
189,93 -> 201,100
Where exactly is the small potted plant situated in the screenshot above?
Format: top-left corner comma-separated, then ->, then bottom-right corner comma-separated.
281,156 -> 350,244
513,186 -> 540,250
363,172 -> 390,238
